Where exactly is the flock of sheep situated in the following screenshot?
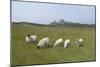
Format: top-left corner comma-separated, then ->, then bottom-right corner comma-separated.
25,35 -> 84,49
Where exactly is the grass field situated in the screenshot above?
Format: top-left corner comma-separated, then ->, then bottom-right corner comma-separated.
11,23 -> 96,66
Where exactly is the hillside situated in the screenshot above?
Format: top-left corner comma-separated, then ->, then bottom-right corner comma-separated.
12,21 -> 95,27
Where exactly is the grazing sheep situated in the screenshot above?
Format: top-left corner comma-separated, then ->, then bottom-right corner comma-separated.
37,37 -> 50,49
64,39 -> 71,48
54,38 -> 63,47
76,38 -> 84,47
25,35 -> 37,43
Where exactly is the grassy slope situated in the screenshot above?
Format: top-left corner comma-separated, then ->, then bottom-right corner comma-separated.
12,24 -> 96,65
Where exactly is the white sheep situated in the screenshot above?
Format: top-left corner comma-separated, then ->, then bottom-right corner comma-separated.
25,35 -> 37,43
54,38 -> 63,47
76,38 -> 84,47
64,39 -> 71,48
37,37 -> 50,49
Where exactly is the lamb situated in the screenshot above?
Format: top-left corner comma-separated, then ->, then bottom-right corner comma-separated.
54,38 -> 63,47
25,34 -> 37,43
37,37 -> 50,49
76,38 -> 84,47
64,39 -> 71,48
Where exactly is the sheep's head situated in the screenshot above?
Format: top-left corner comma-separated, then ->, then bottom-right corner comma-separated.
27,34 -> 30,37
37,46 -> 40,49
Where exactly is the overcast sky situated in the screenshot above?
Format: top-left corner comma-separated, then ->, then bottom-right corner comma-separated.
12,1 -> 95,24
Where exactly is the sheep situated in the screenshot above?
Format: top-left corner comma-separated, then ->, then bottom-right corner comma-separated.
76,38 -> 84,47
25,34 -> 37,43
64,39 -> 71,48
54,38 -> 63,47
37,37 -> 50,49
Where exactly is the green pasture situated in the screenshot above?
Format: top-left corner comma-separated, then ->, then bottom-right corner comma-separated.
11,23 -> 96,66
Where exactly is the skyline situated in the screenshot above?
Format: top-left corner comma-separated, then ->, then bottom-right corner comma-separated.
12,1 -> 96,24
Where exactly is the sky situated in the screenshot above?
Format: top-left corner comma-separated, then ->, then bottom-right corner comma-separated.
12,1 -> 96,24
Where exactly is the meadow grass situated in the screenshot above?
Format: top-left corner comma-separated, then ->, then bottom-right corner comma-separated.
11,24 -> 96,65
